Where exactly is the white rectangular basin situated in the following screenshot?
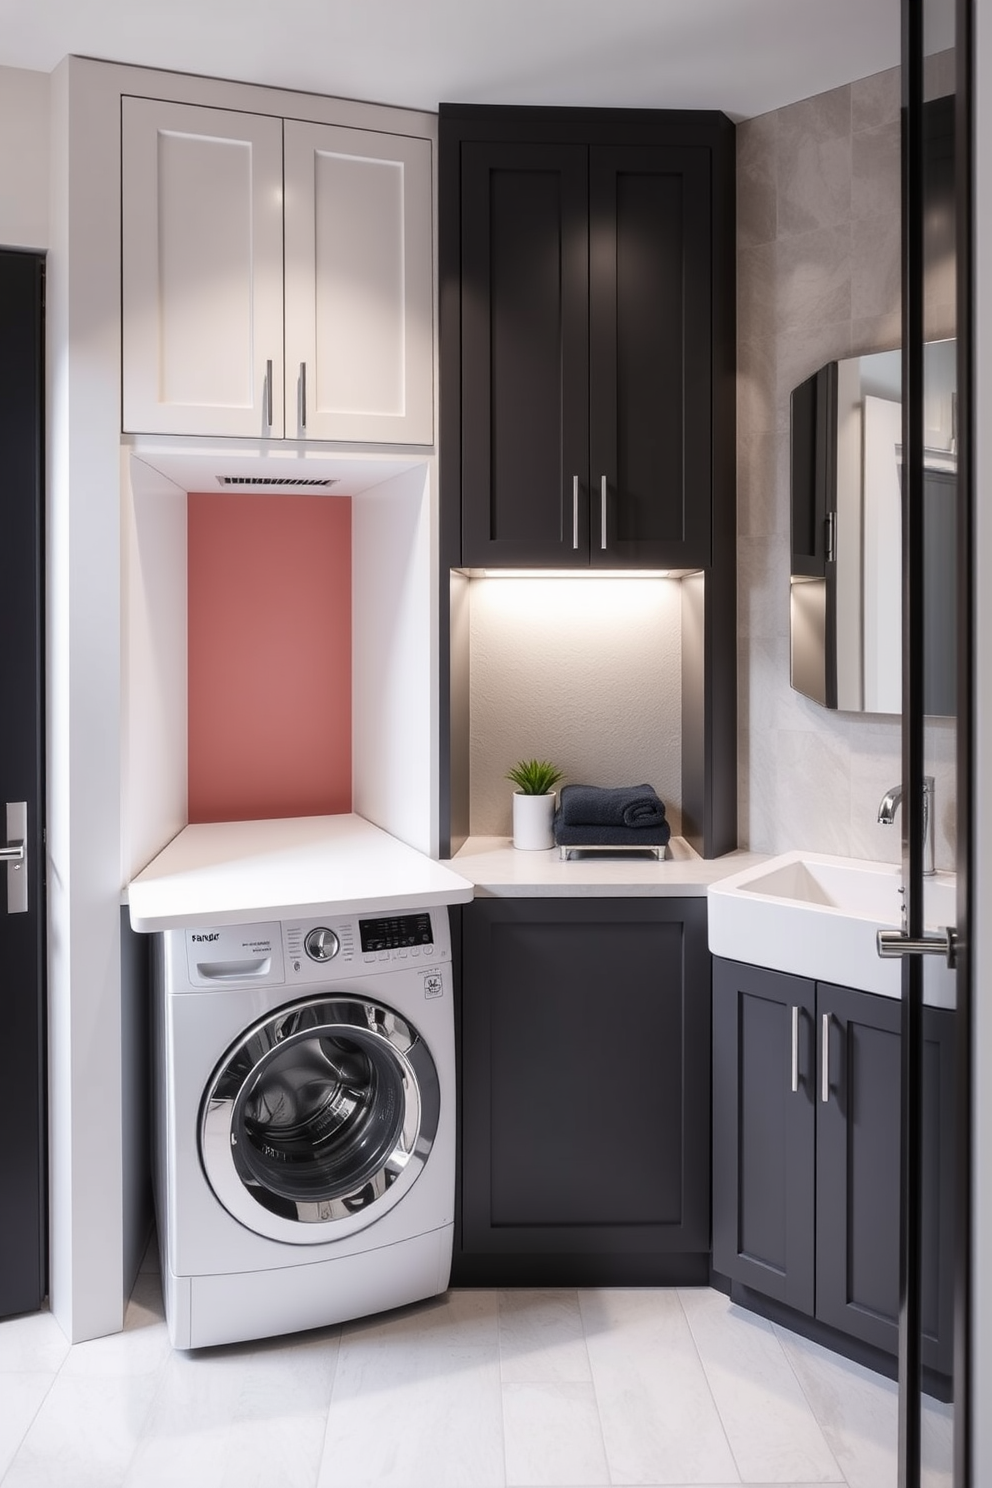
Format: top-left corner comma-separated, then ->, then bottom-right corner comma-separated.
707,850 -> 956,1006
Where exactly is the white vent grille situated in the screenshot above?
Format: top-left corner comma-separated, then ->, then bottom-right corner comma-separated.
217,476 -> 338,488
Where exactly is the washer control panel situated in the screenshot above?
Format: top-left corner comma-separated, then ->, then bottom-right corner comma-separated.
180,906 -> 453,989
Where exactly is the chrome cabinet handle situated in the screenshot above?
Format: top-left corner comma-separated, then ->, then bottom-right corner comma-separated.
821,1012 -> 830,1104
572,475 -> 579,550
300,362 -> 307,430
791,1005 -> 799,1093
877,926 -> 957,970
265,359 -> 273,428
600,475 -> 608,551
3,801 -> 27,914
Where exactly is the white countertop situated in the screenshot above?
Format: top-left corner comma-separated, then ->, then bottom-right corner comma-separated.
446,836 -> 769,897
128,814 -> 475,931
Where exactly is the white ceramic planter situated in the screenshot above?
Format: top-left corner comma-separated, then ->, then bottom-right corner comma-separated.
511,791 -> 556,850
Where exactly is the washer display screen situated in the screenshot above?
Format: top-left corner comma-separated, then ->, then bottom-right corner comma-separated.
359,912 -> 433,953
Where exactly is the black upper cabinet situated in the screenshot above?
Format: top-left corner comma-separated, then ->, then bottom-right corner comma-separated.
442,106 -> 732,570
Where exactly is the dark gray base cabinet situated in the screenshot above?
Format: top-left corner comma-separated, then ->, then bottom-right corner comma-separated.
712,957 -> 954,1377
453,897 -> 711,1285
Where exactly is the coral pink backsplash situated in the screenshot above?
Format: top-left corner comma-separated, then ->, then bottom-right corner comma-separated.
187,491 -> 352,823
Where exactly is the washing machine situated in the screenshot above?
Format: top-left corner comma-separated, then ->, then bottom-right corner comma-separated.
151,904 -> 456,1349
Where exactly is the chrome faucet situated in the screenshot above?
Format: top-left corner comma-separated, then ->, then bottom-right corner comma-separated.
877,776 -> 935,876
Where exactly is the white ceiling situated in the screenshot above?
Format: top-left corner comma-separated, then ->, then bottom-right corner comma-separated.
0,0 -> 900,121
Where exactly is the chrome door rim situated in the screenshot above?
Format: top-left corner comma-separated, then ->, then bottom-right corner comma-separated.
200,995 -> 440,1245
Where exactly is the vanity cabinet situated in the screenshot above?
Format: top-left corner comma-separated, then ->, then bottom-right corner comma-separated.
712,957 -> 954,1377
439,106 -> 735,570
122,96 -> 433,444
454,896 -> 711,1285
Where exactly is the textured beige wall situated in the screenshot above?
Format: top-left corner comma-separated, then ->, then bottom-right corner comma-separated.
737,63 -> 957,869
0,67 -> 49,249
468,577 -> 682,837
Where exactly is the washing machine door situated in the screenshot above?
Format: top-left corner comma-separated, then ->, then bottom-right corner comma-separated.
200,995 -> 440,1244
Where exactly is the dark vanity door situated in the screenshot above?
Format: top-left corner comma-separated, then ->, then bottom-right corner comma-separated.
816,983 -> 955,1377
459,142 -> 590,567
589,145 -> 712,570
712,958 -> 816,1313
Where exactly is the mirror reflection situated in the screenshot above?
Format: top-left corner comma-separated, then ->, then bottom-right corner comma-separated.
789,341 -> 956,716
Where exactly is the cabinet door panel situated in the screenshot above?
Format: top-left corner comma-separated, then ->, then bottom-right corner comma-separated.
816,985 -> 955,1373
589,146 -> 712,569
712,958 -> 816,1312
461,898 -> 710,1254
284,121 -> 434,444
815,984 -> 901,1351
460,143 -> 589,566
122,98 -> 284,437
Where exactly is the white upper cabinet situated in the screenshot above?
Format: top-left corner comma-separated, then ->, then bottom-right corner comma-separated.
122,98 -> 285,438
122,97 -> 435,446
284,121 -> 434,444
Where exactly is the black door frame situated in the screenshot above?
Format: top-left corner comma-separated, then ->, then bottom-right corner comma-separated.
0,247 -> 47,1319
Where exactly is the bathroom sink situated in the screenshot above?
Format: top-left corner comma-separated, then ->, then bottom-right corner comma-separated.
707,850 -> 956,1004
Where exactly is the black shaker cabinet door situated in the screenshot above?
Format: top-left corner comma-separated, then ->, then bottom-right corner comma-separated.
712,958 -> 817,1313
815,985 -> 955,1375
460,142 -> 590,567
589,146 -> 712,569
460,897 -> 711,1260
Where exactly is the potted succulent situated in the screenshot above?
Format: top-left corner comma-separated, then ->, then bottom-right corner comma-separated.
506,758 -> 564,850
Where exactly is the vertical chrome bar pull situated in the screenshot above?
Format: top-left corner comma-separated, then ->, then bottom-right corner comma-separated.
821,1012 -> 830,1103
300,362 -> 307,430
265,359 -> 274,428
600,475 -> 608,551
572,476 -> 579,550
791,1005 -> 799,1093
3,801 -> 27,914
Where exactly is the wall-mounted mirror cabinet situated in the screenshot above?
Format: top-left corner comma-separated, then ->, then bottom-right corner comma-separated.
789,340 -> 956,717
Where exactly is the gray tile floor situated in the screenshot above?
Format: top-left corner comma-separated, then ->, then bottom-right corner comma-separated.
0,1240 -> 953,1487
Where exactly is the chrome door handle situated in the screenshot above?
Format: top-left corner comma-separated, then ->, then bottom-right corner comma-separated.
877,926 -> 957,970
600,475 -> 608,551
265,359 -> 274,428
3,801 -> 27,914
790,1004 -> 799,1093
572,475 -> 579,550
300,361 -> 307,430
821,1012 -> 830,1104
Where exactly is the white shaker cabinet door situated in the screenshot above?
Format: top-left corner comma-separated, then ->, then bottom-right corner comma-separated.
122,97 -> 285,437
283,121 -> 434,445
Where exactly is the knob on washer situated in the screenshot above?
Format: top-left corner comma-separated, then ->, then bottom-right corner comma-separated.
305,927 -> 340,962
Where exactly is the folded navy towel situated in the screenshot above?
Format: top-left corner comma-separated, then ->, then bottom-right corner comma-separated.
553,814 -> 671,848
558,783 -> 668,829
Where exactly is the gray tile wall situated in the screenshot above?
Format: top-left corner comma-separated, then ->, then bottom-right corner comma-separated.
736,64 -> 957,869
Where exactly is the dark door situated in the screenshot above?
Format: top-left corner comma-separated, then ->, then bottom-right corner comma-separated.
0,249 -> 46,1318
588,145 -> 712,569
460,897 -> 710,1264
816,983 -> 902,1352
711,957 -> 816,1313
460,142 -> 589,567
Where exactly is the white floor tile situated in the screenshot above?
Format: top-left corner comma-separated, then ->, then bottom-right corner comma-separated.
679,1287 -> 843,1483
317,1290 -> 504,1488
124,1328 -> 339,1488
498,1290 -> 591,1384
0,1306 -> 71,1374
1,1371 -> 164,1488
0,1374 -> 55,1480
579,1289 -> 740,1485
503,1381 -> 609,1486
775,1324 -> 899,1488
